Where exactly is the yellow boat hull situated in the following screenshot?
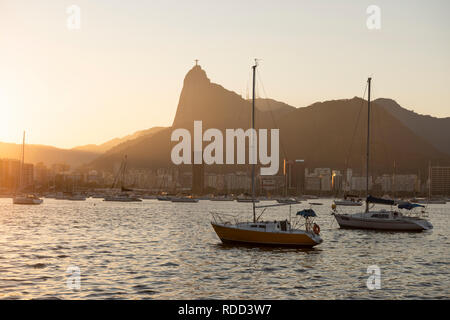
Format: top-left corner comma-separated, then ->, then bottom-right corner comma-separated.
211,223 -> 321,248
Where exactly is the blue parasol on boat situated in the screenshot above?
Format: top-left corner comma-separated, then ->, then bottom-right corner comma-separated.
398,202 -> 425,210
296,209 -> 317,217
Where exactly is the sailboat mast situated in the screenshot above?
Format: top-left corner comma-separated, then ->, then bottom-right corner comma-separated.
365,78 -> 372,213
252,60 -> 257,223
121,155 -> 127,190
19,131 -> 25,191
428,161 -> 431,200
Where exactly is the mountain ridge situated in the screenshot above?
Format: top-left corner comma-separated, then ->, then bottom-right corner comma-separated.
3,66 -> 448,173
0,142 -> 98,168
374,98 -> 450,156
72,126 -> 166,154
90,65 -> 450,174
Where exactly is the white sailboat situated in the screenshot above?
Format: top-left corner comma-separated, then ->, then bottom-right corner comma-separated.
276,198 -> 300,204
333,194 -> 363,207
103,155 -> 142,202
12,132 -> 43,205
210,60 -> 323,247
171,195 -> 199,203
210,195 -> 234,201
333,200 -> 362,206
332,78 -> 433,232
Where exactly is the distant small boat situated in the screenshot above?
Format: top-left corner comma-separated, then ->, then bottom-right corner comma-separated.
13,194 -> 43,205
141,195 -> 157,200
415,199 -> 446,205
157,196 -> 172,201
236,198 -> 260,203
104,194 -> 142,202
333,199 -> 362,206
211,196 -> 234,201
302,195 -> 319,200
12,132 -> 43,205
55,192 -> 65,200
276,198 -> 300,204
66,193 -> 87,201
91,194 -> 106,198
103,156 -> 142,202
171,197 -> 199,203
334,194 -> 362,206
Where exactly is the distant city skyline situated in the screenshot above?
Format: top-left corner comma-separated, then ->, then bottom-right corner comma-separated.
0,0 -> 449,149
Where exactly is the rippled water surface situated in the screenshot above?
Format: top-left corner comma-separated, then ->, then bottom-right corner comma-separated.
0,198 -> 448,299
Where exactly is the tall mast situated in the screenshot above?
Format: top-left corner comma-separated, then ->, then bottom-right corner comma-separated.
365,78 -> 372,213
428,161 -> 431,200
121,155 -> 128,190
393,160 -> 396,198
19,131 -> 25,191
251,60 -> 257,222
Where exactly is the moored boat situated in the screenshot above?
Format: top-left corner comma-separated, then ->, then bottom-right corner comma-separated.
210,61 -> 322,248
157,195 -> 172,201
210,196 -> 234,201
415,199 -> 446,205
104,193 -> 142,202
171,196 -> 199,203
13,194 -> 43,205
332,78 -> 433,232
276,198 -> 300,204
12,132 -> 43,205
333,200 -> 433,231
66,193 -> 87,201
236,198 -> 260,203
333,199 -> 363,206
212,207 -> 322,247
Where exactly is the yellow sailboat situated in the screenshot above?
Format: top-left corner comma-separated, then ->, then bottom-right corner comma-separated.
210,61 -> 323,248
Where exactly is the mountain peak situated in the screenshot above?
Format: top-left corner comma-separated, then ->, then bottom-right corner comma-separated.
183,65 -> 210,86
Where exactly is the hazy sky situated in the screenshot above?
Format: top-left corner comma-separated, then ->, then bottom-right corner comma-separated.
0,0 -> 449,149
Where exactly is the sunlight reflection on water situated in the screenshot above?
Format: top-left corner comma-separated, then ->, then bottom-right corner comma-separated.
0,198 -> 448,299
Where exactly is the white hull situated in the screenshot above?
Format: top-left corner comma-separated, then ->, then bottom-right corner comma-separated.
416,200 -> 446,205
236,199 -> 260,203
333,212 -> 433,231
171,198 -> 199,203
66,196 -> 86,201
13,197 -> 43,205
333,200 -> 362,206
157,196 -> 172,201
104,196 -> 142,202
276,199 -> 300,204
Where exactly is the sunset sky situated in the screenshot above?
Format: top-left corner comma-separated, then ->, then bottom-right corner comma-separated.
0,0 -> 449,149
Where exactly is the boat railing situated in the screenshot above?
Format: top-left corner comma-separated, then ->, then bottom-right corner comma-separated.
210,212 -> 242,225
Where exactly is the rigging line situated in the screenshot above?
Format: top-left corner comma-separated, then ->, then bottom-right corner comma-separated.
111,158 -> 123,189
255,70 -> 288,160
344,82 -> 368,171
372,83 -> 391,178
234,67 -> 254,130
